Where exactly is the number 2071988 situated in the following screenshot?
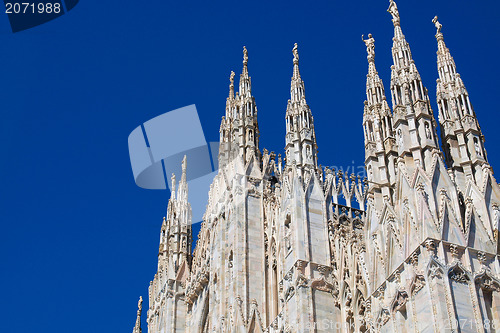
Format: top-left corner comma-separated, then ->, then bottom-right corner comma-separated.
5,2 -> 61,14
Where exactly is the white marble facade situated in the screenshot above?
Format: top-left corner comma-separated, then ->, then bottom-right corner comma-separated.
132,1 -> 500,332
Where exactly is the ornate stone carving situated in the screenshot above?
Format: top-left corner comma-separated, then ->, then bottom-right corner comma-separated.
475,271 -> 500,292
449,244 -> 460,260
449,264 -> 469,283
391,290 -> 408,312
376,308 -> 391,328
410,250 -> 419,268
477,251 -> 487,266
295,273 -> 309,289
411,275 -> 426,296
428,262 -> 443,280
424,239 -> 436,254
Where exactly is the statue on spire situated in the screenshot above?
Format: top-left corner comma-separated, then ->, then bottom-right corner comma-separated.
243,46 -> 248,66
230,71 -> 235,86
432,16 -> 442,34
132,296 -> 143,333
137,296 -> 143,312
362,34 -> 375,60
228,71 -> 235,99
171,173 -> 176,198
181,155 -> 187,178
293,43 -> 299,65
388,0 -> 400,25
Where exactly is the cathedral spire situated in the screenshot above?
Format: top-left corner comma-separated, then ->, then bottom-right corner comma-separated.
285,43 -> 318,172
387,0 -> 439,171
132,296 -> 142,333
363,34 -> 390,111
219,47 -> 260,166
362,34 -> 397,202
432,16 -> 490,187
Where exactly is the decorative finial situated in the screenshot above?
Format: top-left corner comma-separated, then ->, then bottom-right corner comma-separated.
362,34 -> 375,60
293,43 -> 299,65
182,155 -> 187,177
230,71 -> 235,85
432,16 -> 442,34
133,296 -> 143,333
171,173 -> 176,197
388,0 -> 400,25
243,46 -> 248,66
228,71 -> 235,99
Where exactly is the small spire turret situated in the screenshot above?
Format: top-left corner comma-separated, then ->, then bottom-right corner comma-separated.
285,43 -> 318,173
219,47 -> 261,166
362,34 -> 397,203
363,34 -> 389,110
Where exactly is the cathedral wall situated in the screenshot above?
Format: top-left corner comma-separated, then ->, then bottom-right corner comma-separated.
311,289 -> 338,332
449,279 -> 477,332
187,288 -> 210,332
306,196 -> 329,266
393,309 -> 410,333
412,286 -> 434,333
428,270 -> 452,332
174,297 -> 187,333
246,194 -> 266,316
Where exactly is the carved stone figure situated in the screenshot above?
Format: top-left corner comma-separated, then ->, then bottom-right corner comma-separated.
397,128 -> 403,147
362,33 -> 375,59
387,0 -> 400,24
432,16 -> 442,34
474,138 -> 482,157
425,122 -> 432,139
292,43 -> 299,64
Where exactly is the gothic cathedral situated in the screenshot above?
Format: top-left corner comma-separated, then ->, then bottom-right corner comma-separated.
132,1 -> 500,332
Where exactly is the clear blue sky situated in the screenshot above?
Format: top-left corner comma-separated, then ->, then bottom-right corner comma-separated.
0,1 -> 498,332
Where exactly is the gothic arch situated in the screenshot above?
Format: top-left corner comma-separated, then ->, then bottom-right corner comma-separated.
474,270 -> 500,330
448,262 -> 477,331
448,262 -> 471,284
426,256 -> 445,279
474,270 -> 500,292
